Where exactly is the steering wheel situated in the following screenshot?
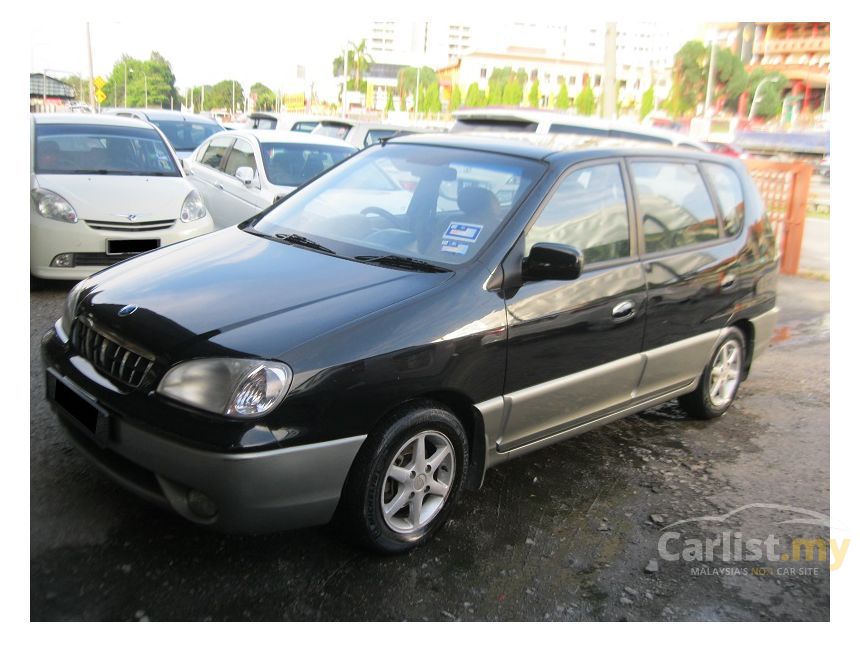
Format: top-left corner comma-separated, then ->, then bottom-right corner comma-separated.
360,206 -> 403,229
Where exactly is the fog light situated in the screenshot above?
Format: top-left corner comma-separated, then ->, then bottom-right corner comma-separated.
187,489 -> 218,519
50,253 -> 75,268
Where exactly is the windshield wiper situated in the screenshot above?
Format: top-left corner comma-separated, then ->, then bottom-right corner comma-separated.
274,233 -> 335,254
354,254 -> 450,273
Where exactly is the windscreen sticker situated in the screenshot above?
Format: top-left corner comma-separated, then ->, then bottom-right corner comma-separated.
443,222 -> 483,243
441,240 -> 470,255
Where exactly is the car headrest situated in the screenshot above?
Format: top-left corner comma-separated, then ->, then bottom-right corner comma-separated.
458,187 -> 502,220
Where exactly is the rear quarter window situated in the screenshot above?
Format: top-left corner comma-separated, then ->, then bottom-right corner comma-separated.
631,161 -> 720,254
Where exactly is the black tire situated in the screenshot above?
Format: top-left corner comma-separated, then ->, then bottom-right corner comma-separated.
679,327 -> 746,420
336,401 -> 469,554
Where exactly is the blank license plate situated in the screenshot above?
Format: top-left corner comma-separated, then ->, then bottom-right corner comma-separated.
107,239 -> 160,255
47,371 -> 110,445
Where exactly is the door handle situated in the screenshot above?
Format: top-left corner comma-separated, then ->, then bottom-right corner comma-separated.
720,273 -> 737,291
215,183 -> 224,190
611,300 -> 636,321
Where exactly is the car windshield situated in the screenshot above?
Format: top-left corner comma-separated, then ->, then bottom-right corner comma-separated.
150,119 -> 223,151
259,142 -> 355,186
250,143 -> 545,266
34,123 -> 180,176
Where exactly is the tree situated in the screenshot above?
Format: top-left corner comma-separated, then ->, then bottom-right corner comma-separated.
332,40 -> 374,93
464,82 -> 483,107
575,81 -> 595,115
746,69 -> 788,119
639,85 -> 655,121
250,82 -> 276,111
203,80 -> 244,111
425,82 -> 442,113
450,85 -> 462,112
665,40 -> 748,117
502,79 -> 523,106
396,66 -> 437,108
528,79 -> 540,108
385,90 -> 395,113
104,52 -> 180,109
555,82 -> 570,109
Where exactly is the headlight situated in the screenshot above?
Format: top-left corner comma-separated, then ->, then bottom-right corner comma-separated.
31,188 -> 77,223
179,190 -> 207,223
60,280 -> 88,336
157,358 -> 292,418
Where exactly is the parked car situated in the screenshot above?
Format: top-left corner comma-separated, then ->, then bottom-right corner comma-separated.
105,108 -> 223,159
42,134 -> 778,553
184,130 -> 357,228
245,112 -> 345,133
452,108 -> 710,151
30,114 -> 214,280
312,121 -> 441,149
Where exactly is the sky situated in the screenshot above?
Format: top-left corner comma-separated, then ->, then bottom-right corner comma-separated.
30,21 -> 357,100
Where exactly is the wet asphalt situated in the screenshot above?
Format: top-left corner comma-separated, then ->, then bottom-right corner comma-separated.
30,275 -> 830,621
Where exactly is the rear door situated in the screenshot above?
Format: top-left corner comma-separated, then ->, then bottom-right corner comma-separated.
185,134 -> 236,226
628,158 -> 735,396
499,160 -> 647,451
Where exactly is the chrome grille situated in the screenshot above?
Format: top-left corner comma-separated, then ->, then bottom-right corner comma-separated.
84,219 -> 176,232
70,319 -> 155,388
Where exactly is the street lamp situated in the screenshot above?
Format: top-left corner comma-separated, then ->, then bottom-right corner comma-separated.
749,76 -> 780,120
128,67 -> 148,108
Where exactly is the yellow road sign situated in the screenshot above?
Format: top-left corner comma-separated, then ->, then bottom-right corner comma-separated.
95,89 -> 107,104
93,76 -> 107,90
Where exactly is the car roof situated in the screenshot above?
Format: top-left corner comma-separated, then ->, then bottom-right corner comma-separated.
235,129 -> 358,149
388,132 -> 721,164
32,113 -> 156,130
106,108 -> 219,124
453,107 -> 708,150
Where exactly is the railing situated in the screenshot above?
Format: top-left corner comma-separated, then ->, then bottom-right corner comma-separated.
754,37 -> 830,54
745,160 -> 813,275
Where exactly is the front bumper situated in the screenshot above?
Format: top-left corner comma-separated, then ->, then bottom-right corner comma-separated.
30,213 -> 214,280
42,326 -> 365,533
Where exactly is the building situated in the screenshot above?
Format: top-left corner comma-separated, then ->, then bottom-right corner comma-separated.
30,73 -> 77,112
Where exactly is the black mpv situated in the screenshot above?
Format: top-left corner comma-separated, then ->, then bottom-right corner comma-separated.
42,134 -> 778,553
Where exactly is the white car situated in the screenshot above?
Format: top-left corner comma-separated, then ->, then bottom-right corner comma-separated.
104,108 -> 224,159
184,130 -> 357,229
30,114 -> 215,280
452,108 -> 710,151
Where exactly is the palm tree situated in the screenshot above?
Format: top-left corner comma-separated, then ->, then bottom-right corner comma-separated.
350,39 -> 373,91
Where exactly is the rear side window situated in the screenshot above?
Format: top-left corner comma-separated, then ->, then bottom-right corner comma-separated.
223,138 -> 257,177
631,162 -> 719,253
548,123 -> 606,136
291,122 -> 318,133
703,162 -> 745,236
526,163 -> 630,264
200,136 -> 233,169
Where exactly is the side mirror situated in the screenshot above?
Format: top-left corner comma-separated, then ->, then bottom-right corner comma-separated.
523,243 -> 583,281
235,166 -> 256,186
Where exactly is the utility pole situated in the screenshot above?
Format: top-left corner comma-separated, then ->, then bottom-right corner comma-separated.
704,40 -> 717,116
201,83 -> 205,112
232,80 -> 235,115
42,69 -> 47,112
144,72 -> 148,108
86,22 -> 96,112
124,61 -> 128,108
603,22 -> 617,119
342,47 -> 348,117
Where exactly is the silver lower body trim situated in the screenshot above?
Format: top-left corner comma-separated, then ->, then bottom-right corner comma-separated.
749,307 -> 779,361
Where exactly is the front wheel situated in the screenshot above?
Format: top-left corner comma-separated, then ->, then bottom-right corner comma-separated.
337,403 -> 468,554
679,328 -> 746,419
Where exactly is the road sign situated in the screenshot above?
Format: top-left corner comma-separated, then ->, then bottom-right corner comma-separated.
95,89 -> 107,104
93,76 -> 106,90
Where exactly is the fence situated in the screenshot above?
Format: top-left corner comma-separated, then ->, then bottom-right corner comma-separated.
744,159 -> 813,275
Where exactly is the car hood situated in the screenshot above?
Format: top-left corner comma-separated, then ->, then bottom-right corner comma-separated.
34,174 -> 192,222
79,226 -> 452,359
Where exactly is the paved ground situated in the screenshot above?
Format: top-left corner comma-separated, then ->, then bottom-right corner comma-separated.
800,218 -> 830,275
30,276 -> 830,621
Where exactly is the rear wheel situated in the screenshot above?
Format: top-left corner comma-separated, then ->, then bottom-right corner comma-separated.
679,328 -> 746,419
337,403 -> 468,554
